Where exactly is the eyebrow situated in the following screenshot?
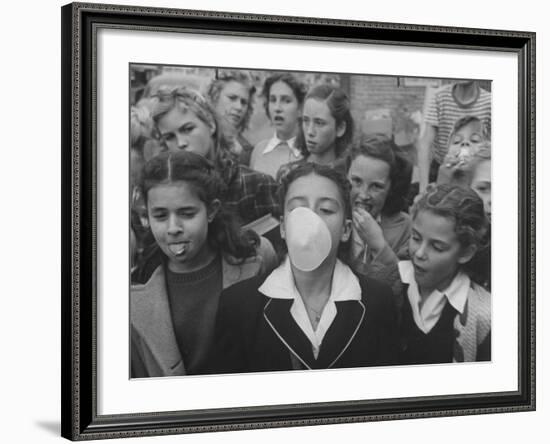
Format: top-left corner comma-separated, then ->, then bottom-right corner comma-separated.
286,196 -> 341,207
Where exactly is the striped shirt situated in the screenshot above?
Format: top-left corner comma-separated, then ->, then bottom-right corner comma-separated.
424,84 -> 492,163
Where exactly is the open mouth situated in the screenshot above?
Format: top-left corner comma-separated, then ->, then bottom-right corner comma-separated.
273,115 -> 285,124
412,262 -> 427,275
168,243 -> 188,256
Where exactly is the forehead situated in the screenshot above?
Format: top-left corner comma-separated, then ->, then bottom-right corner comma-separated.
413,210 -> 458,243
456,120 -> 483,134
270,80 -> 295,96
157,106 -> 199,131
221,80 -> 249,96
349,155 -> 391,181
285,173 -> 343,205
147,181 -> 203,207
303,98 -> 331,118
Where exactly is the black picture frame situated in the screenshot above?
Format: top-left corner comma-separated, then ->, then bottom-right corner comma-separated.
61,2 -> 536,440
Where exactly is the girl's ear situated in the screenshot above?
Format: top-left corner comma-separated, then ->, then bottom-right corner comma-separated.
458,244 -> 477,265
207,199 -> 221,223
336,120 -> 347,138
340,218 -> 352,243
279,216 -> 286,240
209,121 -> 217,136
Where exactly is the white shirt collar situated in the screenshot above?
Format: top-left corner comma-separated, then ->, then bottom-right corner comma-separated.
262,133 -> 300,157
259,257 -> 361,358
398,260 -> 470,334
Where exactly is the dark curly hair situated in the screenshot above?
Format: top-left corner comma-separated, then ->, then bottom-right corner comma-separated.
140,150 -> 259,261
299,84 -> 354,159
261,72 -> 307,119
277,162 -> 352,260
412,184 -> 489,282
346,133 -> 412,216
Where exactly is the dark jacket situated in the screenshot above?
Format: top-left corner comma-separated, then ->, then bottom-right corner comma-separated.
207,274 -> 399,374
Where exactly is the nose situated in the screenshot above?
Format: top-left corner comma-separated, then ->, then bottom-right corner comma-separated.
176,133 -> 188,150
167,213 -> 183,235
304,121 -> 315,137
273,99 -> 282,112
414,242 -> 428,261
355,183 -> 370,201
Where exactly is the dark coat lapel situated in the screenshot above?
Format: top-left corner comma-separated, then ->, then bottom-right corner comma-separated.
263,298 -> 316,369
314,300 -> 366,369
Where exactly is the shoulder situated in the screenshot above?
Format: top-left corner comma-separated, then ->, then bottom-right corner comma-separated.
382,211 -> 412,229
256,236 -> 279,272
468,282 -> 491,323
253,138 -> 270,152
235,164 -> 276,185
357,275 -> 393,307
219,274 -> 269,317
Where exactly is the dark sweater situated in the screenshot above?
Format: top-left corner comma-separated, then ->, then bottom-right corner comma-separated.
207,273 -> 399,374
165,256 -> 223,375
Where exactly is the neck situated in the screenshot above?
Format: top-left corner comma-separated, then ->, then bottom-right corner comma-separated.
418,269 -> 460,302
291,256 -> 337,309
167,244 -> 216,274
276,124 -> 298,142
308,147 -> 337,165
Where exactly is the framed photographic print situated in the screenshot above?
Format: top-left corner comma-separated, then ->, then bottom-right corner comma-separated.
61,2 -> 535,440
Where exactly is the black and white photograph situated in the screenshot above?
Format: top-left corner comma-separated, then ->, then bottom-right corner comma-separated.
129,64 -> 493,378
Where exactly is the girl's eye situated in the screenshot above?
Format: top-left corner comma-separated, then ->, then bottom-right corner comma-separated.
471,134 -> 482,143
269,96 -> 277,103
350,177 -> 361,186
162,133 -> 175,142
319,208 -> 335,215
177,210 -> 197,218
452,135 -> 463,144
151,212 -> 167,220
180,125 -> 195,134
431,242 -> 446,252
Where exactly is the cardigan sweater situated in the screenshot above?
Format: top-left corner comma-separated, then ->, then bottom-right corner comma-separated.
398,280 -> 491,364
130,237 -> 278,378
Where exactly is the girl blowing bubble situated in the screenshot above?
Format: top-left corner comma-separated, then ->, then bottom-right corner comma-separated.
130,151 -> 277,377
398,184 -> 491,364
208,163 -> 398,373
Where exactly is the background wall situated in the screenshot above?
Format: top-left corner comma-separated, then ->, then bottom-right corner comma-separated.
0,0 -> 546,443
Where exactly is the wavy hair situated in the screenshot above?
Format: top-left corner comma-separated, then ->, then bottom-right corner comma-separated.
412,184 -> 489,282
346,133 -> 412,216
299,84 -> 354,159
206,70 -> 256,132
149,85 -> 233,171
140,150 -> 259,261
261,72 -> 307,119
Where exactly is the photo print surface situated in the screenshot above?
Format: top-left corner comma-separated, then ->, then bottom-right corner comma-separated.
129,63 -> 492,378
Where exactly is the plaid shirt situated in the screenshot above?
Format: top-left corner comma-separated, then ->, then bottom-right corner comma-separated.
221,158 -> 280,224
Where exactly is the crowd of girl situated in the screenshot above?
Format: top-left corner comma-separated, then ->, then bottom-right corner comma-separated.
129,70 -> 492,377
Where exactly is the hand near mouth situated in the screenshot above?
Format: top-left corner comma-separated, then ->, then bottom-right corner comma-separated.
352,207 -> 386,255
